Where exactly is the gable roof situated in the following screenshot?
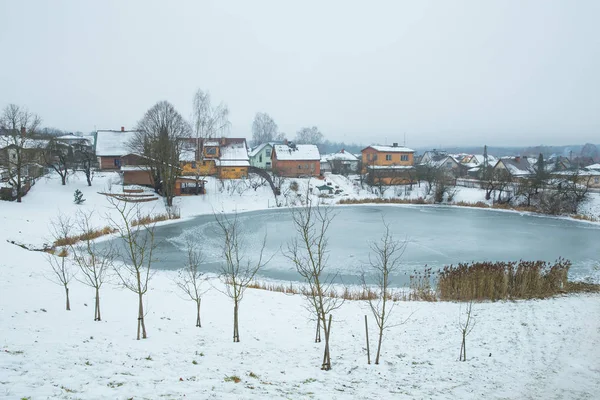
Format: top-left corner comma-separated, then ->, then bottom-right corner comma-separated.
95,130 -> 137,156
249,142 -> 274,157
215,141 -> 250,167
363,145 -> 415,153
0,136 -> 49,150
323,150 -> 359,162
273,144 -> 320,161
496,157 -> 535,176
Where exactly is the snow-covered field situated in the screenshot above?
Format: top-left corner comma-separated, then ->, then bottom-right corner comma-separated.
1,173 -> 599,399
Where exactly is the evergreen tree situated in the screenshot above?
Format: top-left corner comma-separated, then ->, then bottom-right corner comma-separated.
73,189 -> 85,204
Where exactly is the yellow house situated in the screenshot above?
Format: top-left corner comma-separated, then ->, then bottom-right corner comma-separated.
179,138 -> 249,179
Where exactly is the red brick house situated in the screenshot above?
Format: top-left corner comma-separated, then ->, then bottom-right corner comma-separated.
95,128 -> 138,170
272,143 -> 320,177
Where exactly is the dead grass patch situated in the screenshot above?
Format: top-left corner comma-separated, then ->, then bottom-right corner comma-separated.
53,226 -> 117,248
338,197 -> 428,205
437,259 -> 572,301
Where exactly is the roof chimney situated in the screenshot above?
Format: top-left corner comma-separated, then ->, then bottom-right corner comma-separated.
284,139 -> 288,146
393,142 -> 398,147
121,126 -> 125,132
515,156 -> 521,162
341,148 -> 345,153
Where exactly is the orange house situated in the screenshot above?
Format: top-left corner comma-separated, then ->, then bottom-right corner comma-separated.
361,144 -> 415,185
272,143 -> 321,177
179,138 -> 249,179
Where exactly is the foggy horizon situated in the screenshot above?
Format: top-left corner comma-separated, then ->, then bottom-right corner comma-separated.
1,0 -> 598,148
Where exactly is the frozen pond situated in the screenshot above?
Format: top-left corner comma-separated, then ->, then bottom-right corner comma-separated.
107,205 -> 600,286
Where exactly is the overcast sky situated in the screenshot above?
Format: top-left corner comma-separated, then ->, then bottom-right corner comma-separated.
1,0 -> 598,147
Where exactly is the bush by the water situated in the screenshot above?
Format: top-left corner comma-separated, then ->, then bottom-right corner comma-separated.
437,259 -> 571,301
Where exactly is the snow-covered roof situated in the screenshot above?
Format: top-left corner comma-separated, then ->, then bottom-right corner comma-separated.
586,163 -> 600,171
323,151 -> 359,162
496,157 -> 535,176
204,140 -> 220,147
367,165 -> 415,170
421,155 -> 459,168
55,135 -> 90,142
553,169 -> 600,176
179,148 -> 196,162
214,142 -> 250,167
220,143 -> 249,161
215,159 -> 250,167
0,136 -> 49,150
120,165 -> 151,171
273,144 -> 320,161
95,130 -> 137,156
249,142 -> 273,157
366,145 -> 415,153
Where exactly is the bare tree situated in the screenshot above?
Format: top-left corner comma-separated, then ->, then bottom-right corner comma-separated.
72,141 -> 95,186
361,222 -> 407,365
70,210 -> 114,321
295,126 -> 324,147
107,197 -> 157,340
214,212 -> 270,342
46,214 -> 76,310
285,200 -> 342,370
46,248 -> 75,310
44,138 -> 73,185
192,89 -> 230,140
0,104 -> 43,202
251,112 -> 283,146
175,240 -> 209,327
132,101 -> 191,206
458,300 -> 476,362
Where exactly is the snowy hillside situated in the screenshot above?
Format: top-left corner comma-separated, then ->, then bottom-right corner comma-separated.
0,173 -> 599,399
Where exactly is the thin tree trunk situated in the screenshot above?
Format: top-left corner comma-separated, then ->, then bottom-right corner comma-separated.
196,299 -> 201,328
137,293 -> 147,339
321,314 -> 332,370
315,318 -> 321,343
65,285 -> 70,311
365,315 -> 371,365
462,334 -> 466,361
233,300 -> 239,342
95,288 -> 101,321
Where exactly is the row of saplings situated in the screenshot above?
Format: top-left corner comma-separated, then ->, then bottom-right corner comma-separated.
45,197 -> 575,370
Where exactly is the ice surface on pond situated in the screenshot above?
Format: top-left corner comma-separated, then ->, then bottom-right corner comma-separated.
107,205 -> 600,286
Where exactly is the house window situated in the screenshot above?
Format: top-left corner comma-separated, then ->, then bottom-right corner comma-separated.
367,154 -> 371,161
259,155 -> 263,162
595,177 -> 599,184
114,158 -> 121,167
266,149 -> 272,157
266,162 -> 271,167
401,155 -> 409,161
385,154 -> 392,161
298,164 -> 302,169
205,147 -> 217,155
191,162 -> 197,169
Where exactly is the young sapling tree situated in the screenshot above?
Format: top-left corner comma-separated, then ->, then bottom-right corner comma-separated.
108,197 -> 157,340
361,221 -> 408,365
70,210 -> 114,321
214,212 -> 271,342
46,247 -> 75,311
285,199 -> 342,370
458,300 -> 476,362
174,240 -> 209,327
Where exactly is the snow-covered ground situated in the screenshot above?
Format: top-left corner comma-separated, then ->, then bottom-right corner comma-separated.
1,172 -> 599,399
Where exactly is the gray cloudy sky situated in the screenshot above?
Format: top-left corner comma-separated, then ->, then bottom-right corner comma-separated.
1,0 -> 598,147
